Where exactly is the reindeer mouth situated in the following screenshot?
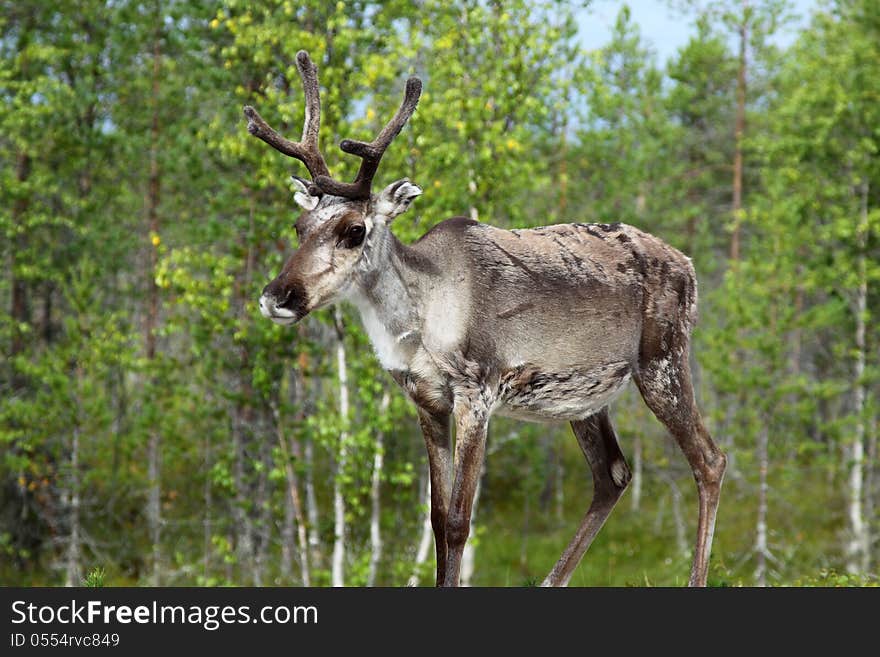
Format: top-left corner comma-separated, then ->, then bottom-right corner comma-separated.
267,314 -> 300,326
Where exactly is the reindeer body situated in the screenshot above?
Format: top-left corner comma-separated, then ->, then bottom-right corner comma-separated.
352,217 -> 696,424
246,51 -> 726,587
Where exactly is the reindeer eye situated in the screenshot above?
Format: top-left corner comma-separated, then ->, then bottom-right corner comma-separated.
344,224 -> 365,248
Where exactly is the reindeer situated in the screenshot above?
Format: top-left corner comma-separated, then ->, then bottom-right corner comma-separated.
245,51 -> 727,587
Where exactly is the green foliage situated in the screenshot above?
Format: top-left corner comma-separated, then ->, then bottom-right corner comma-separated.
84,567 -> 105,588
1,0 -> 878,587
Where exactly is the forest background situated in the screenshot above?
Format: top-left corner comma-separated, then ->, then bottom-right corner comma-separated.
1,0 -> 878,587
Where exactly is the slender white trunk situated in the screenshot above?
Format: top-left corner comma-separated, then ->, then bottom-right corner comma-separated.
231,421 -> 252,575
252,441 -> 270,586
292,462 -> 311,586
665,473 -> 687,558
367,392 -> 391,586
332,308 -> 350,587
459,4 -> 480,225
305,436 -> 320,564
555,444 -> 565,524
755,425 -> 769,586
724,401 -> 738,476
865,413 -> 876,572
303,367 -> 322,569
408,475 -> 433,587
631,436 -> 642,512
653,490 -> 666,532
290,372 -> 312,585
65,424 -> 82,587
148,429 -> 161,585
281,485 -> 293,580
232,189 -> 257,582
366,445 -> 383,584
467,167 -> 478,221
847,181 -> 869,574
277,405 -> 311,585
461,462 -> 485,587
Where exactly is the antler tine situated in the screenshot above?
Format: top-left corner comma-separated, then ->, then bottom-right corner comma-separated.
314,77 -> 422,200
243,50 -> 331,186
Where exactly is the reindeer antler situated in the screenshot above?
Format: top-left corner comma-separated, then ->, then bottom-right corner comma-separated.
314,77 -> 422,200
244,50 -> 421,200
243,50 -> 330,193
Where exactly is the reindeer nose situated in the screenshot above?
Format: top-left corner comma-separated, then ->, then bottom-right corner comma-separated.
259,283 -> 285,318
259,279 -> 306,324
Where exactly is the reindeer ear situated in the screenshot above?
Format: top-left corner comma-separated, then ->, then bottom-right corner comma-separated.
291,175 -> 320,211
374,179 -> 422,221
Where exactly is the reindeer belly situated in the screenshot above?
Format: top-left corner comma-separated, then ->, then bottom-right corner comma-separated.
493,361 -> 632,422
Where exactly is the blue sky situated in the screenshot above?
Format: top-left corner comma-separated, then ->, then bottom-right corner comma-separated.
576,0 -> 821,64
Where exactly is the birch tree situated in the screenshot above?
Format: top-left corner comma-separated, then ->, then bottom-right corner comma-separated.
739,0 -> 880,577
331,309 -> 350,587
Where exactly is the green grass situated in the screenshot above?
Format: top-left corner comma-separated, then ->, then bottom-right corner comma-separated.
84,567 -> 106,587
469,430 -> 869,587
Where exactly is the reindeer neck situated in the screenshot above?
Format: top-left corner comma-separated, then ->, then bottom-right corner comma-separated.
347,229 -> 425,369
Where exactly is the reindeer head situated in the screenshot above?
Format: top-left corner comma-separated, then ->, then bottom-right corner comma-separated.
245,51 -> 422,325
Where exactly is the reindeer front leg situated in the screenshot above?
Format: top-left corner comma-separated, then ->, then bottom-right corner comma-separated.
442,391 -> 490,587
417,408 -> 452,586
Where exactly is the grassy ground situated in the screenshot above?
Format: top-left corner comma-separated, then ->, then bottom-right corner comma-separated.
471,422 -> 875,587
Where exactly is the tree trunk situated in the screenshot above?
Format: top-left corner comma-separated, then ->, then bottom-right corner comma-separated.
331,308 -> 350,587
252,436 -> 271,586
367,392 -> 391,586
230,188 -> 258,582
408,474 -> 433,587
305,434 -> 321,568
280,477 -> 294,581
558,95 -> 569,218
730,0 -> 748,262
663,473 -> 687,559
865,411 -> 877,571
231,411 -> 253,577
461,462 -> 485,587
273,399 -> 311,586
789,277 -> 804,376
555,442 -> 565,525
846,181 -> 869,574
539,436 -> 557,515
457,7 -> 480,224
65,422 -> 82,587
631,436 -> 643,512
754,424 -> 769,586
144,16 -> 162,587
723,398 -> 738,476
147,431 -> 161,586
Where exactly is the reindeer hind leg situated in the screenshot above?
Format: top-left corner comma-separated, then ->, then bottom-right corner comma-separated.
542,407 -> 630,587
634,346 -> 726,587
